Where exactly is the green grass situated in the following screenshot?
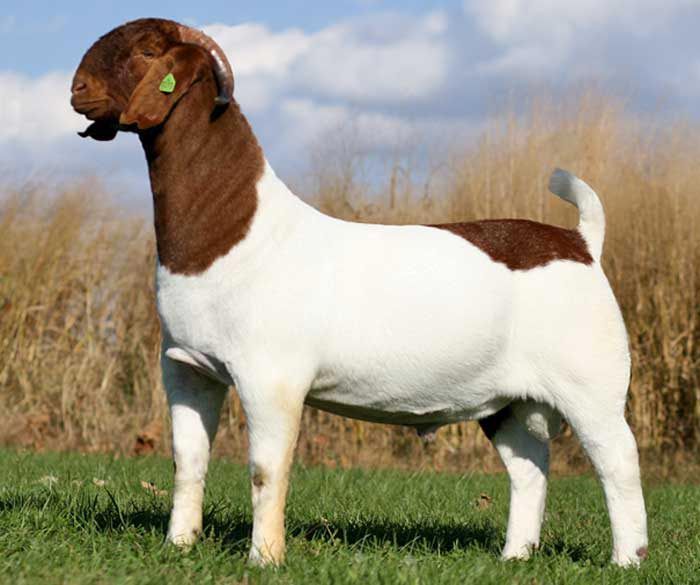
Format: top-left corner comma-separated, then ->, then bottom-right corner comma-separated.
0,449 -> 698,584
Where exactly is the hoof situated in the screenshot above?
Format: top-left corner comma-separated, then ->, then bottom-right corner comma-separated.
501,543 -> 537,561
612,546 -> 647,568
167,530 -> 199,550
248,545 -> 285,567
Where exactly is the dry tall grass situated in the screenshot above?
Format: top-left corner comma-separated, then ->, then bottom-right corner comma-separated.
1,92 -> 698,473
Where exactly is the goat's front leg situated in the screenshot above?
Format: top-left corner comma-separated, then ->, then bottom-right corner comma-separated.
162,349 -> 227,547
238,378 -> 305,566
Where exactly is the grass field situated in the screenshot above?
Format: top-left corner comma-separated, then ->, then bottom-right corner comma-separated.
0,449 -> 698,584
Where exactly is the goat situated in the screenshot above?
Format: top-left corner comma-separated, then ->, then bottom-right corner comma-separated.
71,18 -> 648,567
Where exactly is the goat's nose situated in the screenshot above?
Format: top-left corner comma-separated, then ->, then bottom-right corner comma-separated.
71,81 -> 87,94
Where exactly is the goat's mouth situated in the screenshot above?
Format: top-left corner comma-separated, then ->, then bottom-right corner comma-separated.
71,98 -> 113,120
71,97 -> 121,141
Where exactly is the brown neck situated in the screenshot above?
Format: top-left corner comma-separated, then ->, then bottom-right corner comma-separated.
139,85 -> 264,275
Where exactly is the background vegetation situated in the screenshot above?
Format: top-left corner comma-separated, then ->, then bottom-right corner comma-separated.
1,91 -> 698,474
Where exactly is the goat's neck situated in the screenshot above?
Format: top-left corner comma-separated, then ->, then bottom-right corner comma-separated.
139,97 -> 265,276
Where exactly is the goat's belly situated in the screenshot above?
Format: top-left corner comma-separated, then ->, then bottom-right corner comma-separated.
306,360 -> 509,426
304,392 -> 508,426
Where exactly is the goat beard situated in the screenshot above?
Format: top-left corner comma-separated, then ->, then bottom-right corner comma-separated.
78,119 -> 119,141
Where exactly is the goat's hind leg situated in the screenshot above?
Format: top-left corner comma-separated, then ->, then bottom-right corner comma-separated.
480,406 -> 549,560
162,347 -> 227,547
561,402 -> 647,566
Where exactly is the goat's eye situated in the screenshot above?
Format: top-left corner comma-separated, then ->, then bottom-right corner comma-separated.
141,49 -> 155,59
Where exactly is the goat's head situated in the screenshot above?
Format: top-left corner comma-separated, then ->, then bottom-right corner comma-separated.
71,18 -> 233,140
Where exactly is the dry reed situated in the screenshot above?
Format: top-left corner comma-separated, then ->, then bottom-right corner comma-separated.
1,91 -> 698,474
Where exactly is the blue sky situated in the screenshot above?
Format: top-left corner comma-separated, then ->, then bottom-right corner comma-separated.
0,1 -> 433,74
2,1 -> 700,203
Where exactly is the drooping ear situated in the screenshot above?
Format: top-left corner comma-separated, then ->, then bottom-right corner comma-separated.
120,45 -> 211,130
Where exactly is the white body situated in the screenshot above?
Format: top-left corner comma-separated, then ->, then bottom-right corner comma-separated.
160,165 -> 647,566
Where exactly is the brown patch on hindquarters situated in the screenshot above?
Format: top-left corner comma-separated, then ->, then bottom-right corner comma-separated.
431,219 -> 593,270
636,546 -> 648,560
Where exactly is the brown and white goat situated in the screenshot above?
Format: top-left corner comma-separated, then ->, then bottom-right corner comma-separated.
71,18 -> 647,567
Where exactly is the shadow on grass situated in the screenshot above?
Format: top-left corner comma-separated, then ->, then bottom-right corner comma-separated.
195,515 -> 504,557
0,492 -> 597,564
0,491 -> 501,556
116,508 -> 503,557
289,517 -> 503,556
540,537 -> 598,564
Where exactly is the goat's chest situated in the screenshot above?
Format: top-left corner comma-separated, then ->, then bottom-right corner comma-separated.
154,259 -> 317,385
155,264 -> 253,371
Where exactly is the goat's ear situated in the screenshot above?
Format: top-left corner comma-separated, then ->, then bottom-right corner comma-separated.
120,45 -> 209,130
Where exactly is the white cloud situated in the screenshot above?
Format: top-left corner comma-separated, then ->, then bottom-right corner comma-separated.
3,4 -> 700,189
292,21 -> 448,103
464,0 -> 700,75
0,10 -> 452,176
424,10 -> 449,35
203,23 -> 311,77
0,71 -> 83,144
207,12 -> 449,106
465,0 -> 695,44
280,98 -> 415,151
466,0 -> 610,45
0,71 -> 143,196
476,45 -> 563,77
280,98 -> 349,143
202,23 -> 310,113
274,96 -> 481,174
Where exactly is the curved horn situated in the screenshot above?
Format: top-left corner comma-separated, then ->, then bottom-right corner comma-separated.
177,25 -> 233,105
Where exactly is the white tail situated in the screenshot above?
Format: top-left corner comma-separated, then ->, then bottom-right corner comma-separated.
548,168 -> 605,261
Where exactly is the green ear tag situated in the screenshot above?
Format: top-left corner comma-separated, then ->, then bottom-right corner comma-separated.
159,73 -> 176,93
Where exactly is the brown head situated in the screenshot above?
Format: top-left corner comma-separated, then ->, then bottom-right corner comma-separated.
71,18 -> 234,141
72,18 -> 263,276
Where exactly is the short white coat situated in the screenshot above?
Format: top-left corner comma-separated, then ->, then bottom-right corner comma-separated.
159,164 -> 647,567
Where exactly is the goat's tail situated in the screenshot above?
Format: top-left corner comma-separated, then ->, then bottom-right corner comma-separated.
548,168 -> 605,262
